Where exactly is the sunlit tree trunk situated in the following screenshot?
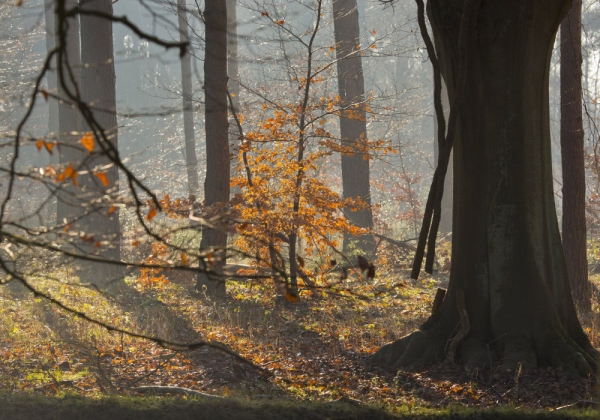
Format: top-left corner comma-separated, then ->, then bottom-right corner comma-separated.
433,79 -> 452,235
196,0 -> 229,298
78,0 -> 123,286
374,0 -> 598,375
560,0 -> 591,311
226,0 -> 240,196
177,0 -> 199,198
332,0 -> 375,255
227,0 -> 239,114
56,0 -> 83,226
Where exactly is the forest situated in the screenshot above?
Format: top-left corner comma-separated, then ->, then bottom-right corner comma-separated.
1,0 -> 600,418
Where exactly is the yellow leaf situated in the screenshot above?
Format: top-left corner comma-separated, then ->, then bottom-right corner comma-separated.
94,171 -> 109,186
80,133 -> 95,153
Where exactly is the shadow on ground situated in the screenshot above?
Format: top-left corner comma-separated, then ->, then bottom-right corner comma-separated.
0,393 -> 598,420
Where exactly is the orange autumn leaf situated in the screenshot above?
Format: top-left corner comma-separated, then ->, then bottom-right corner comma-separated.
80,133 -> 94,153
182,253 -> 188,267
63,165 -> 78,186
94,171 -> 109,187
146,207 -> 157,221
44,141 -> 54,155
108,206 -> 116,215
132,240 -> 140,247
56,173 -> 65,182
36,140 -> 44,152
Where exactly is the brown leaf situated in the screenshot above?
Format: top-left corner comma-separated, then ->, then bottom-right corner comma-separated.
297,255 -> 305,268
357,255 -> 369,271
285,291 -> 298,303
329,259 -> 337,267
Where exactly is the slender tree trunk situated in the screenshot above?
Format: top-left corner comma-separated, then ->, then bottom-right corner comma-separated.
177,0 -> 199,198
44,0 -> 59,152
196,0 -> 229,298
374,0 -> 598,375
332,0 -> 375,256
226,0 -> 239,113
432,78 -> 452,235
226,0 -> 240,196
560,0 -> 591,311
77,0 -> 123,286
56,0 -> 83,226
43,0 -> 60,228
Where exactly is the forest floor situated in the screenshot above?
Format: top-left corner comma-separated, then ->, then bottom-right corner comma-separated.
0,242 -> 599,419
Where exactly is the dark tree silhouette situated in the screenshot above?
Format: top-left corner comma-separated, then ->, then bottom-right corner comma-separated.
560,0 -> 591,312
375,0 -> 599,375
196,0 -> 230,297
333,0 -> 375,255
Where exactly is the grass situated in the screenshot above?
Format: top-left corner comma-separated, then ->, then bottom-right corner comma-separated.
0,393 -> 598,420
0,241 -> 599,418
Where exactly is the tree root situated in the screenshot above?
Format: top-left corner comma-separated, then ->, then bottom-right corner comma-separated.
373,288 -> 598,376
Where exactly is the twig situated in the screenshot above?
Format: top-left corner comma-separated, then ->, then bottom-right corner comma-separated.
130,385 -> 223,398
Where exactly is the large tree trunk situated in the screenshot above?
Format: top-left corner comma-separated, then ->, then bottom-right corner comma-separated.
560,0 -> 591,311
196,0 -> 229,298
177,0 -> 199,198
332,0 -> 375,255
374,0 -> 599,375
77,0 -> 123,287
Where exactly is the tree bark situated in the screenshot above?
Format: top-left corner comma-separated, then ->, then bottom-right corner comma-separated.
56,0 -> 83,226
77,0 -> 123,286
226,0 -> 240,196
226,0 -> 239,114
560,0 -> 591,312
332,0 -> 375,256
196,0 -> 229,298
177,0 -> 199,198
374,0 -> 599,375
